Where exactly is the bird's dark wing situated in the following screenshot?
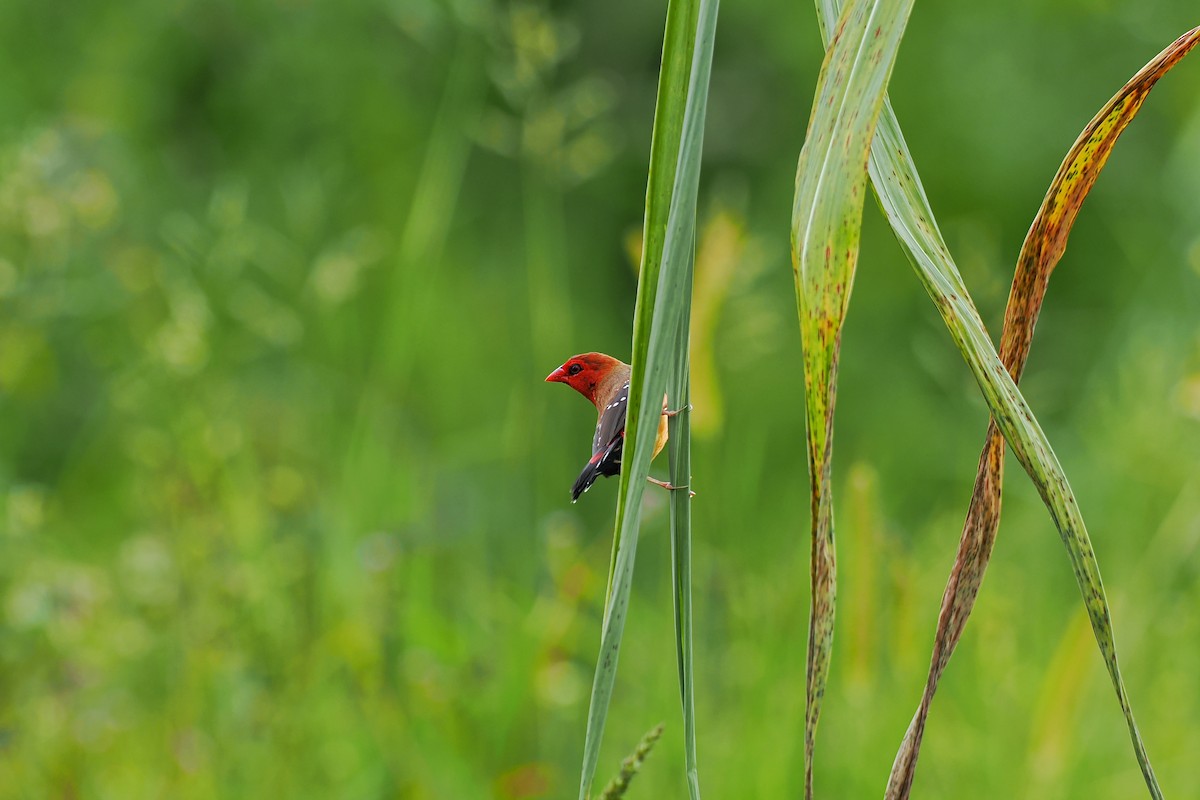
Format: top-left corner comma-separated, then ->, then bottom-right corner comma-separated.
570,380 -> 630,502
591,380 -> 629,457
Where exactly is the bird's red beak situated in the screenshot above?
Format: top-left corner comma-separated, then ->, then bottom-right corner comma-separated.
545,365 -> 567,384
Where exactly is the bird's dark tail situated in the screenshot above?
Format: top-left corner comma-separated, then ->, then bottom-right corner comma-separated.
571,457 -> 604,502
571,436 -> 623,502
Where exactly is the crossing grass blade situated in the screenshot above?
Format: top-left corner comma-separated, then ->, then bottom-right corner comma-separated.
880,27 -> 1200,799
575,0 -> 718,797
789,0 -> 914,796
805,9 -> 1200,795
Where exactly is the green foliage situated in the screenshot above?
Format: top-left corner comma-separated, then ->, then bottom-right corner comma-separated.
0,0 -> 1197,798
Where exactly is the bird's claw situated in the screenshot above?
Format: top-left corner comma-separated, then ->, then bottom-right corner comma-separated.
646,476 -> 696,498
663,403 -> 693,418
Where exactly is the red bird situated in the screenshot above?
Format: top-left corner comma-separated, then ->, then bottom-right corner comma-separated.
546,352 -> 685,502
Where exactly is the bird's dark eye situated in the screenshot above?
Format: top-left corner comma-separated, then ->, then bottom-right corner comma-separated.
568,363 -> 583,376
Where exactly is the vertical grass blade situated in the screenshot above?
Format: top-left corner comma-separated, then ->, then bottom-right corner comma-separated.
667,310 -> 699,799
576,0 -> 718,797
789,0 -> 914,796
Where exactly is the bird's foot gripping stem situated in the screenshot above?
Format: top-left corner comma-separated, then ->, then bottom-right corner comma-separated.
646,476 -> 696,498
662,403 -> 693,418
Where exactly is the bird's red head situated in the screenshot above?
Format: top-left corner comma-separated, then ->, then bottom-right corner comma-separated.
545,352 -> 624,406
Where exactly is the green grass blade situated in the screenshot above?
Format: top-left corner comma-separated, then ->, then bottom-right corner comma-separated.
789,0 -> 914,796
668,310 -> 699,799
576,0 -> 717,797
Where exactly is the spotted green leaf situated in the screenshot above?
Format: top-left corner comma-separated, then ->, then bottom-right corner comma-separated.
789,0 -> 914,795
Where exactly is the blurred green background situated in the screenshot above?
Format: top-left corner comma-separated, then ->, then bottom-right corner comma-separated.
0,0 -> 1198,797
